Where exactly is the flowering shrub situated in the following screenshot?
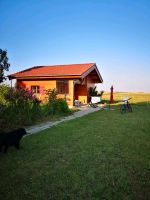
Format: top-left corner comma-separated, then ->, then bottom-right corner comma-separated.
45,88 -> 58,102
5,87 -> 39,104
0,86 -> 41,130
0,85 -> 70,131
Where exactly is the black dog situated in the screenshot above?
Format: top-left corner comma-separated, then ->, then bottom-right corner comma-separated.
0,128 -> 27,153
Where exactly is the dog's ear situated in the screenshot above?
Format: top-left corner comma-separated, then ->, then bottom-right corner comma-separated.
24,129 -> 29,135
21,128 -> 27,135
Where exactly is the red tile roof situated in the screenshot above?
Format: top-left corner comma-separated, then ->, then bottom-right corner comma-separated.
9,63 -> 97,78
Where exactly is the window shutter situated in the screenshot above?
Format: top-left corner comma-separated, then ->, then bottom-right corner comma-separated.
26,86 -> 31,92
40,86 -> 45,95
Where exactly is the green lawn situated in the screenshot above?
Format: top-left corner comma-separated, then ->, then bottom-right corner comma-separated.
0,102 -> 150,199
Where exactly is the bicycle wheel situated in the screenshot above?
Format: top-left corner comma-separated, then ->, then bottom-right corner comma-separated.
90,103 -> 98,108
120,105 -> 126,114
128,104 -> 133,112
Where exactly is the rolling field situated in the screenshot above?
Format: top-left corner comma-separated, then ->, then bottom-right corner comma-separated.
103,92 -> 150,104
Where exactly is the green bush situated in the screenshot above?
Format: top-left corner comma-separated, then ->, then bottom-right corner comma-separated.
44,98 -> 70,115
0,84 -> 10,105
56,98 -> 70,113
45,88 -> 70,115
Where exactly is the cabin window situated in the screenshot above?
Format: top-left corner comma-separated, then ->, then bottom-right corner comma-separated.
31,85 -> 40,94
56,80 -> 69,94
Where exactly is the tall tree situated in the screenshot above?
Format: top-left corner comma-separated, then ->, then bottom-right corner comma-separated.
0,49 -> 10,83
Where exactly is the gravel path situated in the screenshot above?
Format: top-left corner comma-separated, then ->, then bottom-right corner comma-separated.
25,106 -> 101,136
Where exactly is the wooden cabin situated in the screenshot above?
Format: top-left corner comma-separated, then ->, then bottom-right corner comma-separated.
8,63 -> 103,107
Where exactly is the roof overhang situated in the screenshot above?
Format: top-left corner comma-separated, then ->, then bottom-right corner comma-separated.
8,75 -> 81,80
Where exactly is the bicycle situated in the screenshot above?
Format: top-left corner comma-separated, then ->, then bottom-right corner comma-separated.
120,97 -> 133,114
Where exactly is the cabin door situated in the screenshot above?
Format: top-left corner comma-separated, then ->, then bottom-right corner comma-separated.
74,84 -> 87,104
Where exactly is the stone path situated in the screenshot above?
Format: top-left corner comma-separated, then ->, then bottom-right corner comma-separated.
25,106 -> 102,136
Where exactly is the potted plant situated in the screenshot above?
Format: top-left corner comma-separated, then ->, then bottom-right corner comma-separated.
89,86 -> 103,104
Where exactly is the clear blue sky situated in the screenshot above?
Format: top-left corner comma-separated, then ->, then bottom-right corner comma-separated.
1,0 -> 150,92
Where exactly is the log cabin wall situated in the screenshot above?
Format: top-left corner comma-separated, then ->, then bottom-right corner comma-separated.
17,79 -> 75,106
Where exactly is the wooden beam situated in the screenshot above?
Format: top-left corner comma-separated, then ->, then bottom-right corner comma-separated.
13,75 -> 81,80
